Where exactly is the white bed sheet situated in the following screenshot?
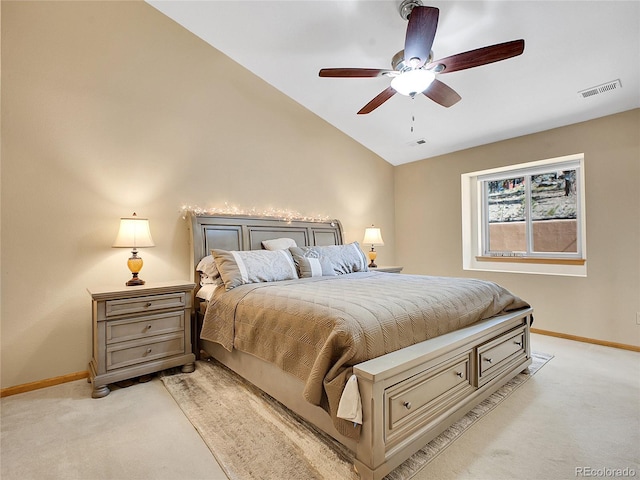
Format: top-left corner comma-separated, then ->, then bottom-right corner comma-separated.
196,284 -> 218,302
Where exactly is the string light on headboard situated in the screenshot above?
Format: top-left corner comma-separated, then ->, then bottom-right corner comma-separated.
180,203 -> 330,223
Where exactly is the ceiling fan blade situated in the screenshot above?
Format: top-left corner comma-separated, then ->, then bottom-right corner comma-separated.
319,68 -> 388,78
404,6 -> 439,68
357,86 -> 396,115
429,39 -> 525,74
423,79 -> 461,108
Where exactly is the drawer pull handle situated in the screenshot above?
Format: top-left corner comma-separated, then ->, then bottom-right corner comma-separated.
146,348 -> 152,354
514,341 -> 522,346
484,357 -> 492,363
147,324 -> 152,330
403,401 -> 412,410
145,302 -> 152,308
455,371 -> 463,378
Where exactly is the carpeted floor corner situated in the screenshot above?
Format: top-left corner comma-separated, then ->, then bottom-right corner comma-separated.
161,352 -> 552,480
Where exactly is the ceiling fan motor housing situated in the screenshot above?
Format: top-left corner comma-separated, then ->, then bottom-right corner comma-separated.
399,0 -> 424,21
392,49 -> 434,72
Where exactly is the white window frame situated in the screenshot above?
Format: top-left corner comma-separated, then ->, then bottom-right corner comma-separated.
462,153 -> 587,277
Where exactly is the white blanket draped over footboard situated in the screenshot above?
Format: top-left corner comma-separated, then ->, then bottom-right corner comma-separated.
201,271 -> 529,439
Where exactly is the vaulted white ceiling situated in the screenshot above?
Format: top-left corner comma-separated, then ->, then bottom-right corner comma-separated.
147,1 -> 640,166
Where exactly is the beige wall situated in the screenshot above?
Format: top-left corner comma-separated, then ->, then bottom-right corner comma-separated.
1,1 -> 395,388
396,109 -> 640,347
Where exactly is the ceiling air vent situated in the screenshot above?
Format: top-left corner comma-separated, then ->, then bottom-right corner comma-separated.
578,79 -> 622,99
407,138 -> 428,147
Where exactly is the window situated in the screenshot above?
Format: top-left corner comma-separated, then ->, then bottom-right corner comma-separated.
462,154 -> 586,276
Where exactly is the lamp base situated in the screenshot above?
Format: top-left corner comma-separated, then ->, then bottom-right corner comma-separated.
125,250 -> 145,286
368,248 -> 378,268
126,274 -> 145,287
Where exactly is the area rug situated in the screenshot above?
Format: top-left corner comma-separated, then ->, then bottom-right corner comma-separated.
161,352 -> 552,480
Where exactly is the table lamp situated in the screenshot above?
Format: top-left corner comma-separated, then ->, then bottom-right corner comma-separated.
112,213 -> 155,286
363,225 -> 384,268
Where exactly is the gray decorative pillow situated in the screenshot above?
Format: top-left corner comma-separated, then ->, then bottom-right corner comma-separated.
289,242 -> 368,278
211,248 -> 298,291
261,237 -> 298,250
289,247 -> 335,278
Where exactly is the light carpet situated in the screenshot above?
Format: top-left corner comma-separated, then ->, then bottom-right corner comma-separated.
161,352 -> 552,480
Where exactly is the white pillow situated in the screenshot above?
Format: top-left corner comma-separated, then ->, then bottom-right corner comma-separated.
196,255 -> 222,285
262,237 -> 298,250
196,284 -> 218,301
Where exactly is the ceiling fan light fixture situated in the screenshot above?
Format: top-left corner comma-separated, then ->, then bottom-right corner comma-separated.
390,69 -> 435,96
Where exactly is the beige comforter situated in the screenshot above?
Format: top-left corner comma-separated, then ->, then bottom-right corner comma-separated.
201,272 -> 529,438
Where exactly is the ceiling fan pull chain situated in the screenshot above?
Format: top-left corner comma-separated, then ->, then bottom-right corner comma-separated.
410,99 -> 416,133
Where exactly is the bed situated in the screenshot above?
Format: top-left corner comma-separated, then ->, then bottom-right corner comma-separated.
188,213 -> 533,480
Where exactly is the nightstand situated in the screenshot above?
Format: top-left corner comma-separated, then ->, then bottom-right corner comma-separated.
88,281 -> 196,398
372,266 -> 403,273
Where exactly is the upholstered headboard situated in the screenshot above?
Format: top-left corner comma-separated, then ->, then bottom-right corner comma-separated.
188,213 -> 344,284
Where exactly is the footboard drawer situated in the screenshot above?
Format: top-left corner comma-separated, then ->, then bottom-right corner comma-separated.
477,326 -> 527,386
384,350 -> 475,447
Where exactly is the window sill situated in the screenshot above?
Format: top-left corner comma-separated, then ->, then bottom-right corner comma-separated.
475,256 -> 586,266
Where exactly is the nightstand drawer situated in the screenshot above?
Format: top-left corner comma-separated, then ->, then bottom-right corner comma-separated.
106,311 -> 186,345
106,333 -> 185,371
105,292 -> 186,318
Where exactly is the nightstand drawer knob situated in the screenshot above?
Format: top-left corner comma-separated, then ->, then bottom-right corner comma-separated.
146,348 -> 152,354
484,357 -> 492,363
455,371 -> 463,378
514,341 -> 522,346
145,302 -> 152,307
403,401 -> 412,410
147,324 -> 152,330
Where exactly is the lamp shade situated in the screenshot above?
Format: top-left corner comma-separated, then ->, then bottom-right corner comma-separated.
112,214 -> 155,248
363,227 -> 384,246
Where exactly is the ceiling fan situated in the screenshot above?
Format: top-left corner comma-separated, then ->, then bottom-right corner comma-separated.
319,0 -> 525,114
